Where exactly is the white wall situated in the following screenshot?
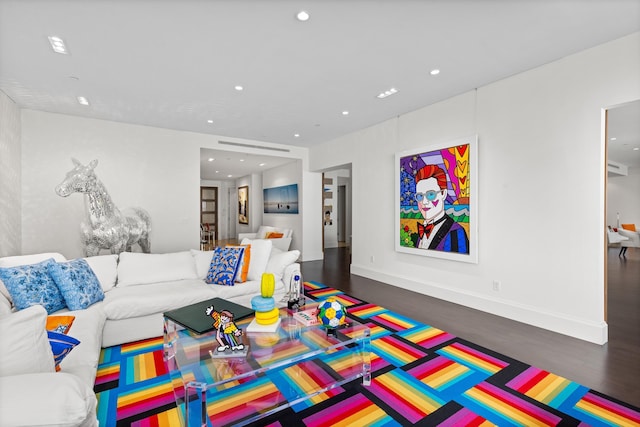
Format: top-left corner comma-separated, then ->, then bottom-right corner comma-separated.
309,33 -> 640,344
607,168 -> 640,226
0,91 -> 21,256
19,111 -> 308,259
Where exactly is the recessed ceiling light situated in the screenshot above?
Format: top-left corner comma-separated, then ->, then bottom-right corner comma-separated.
239,159 -> 245,162
259,163 -> 266,166
48,36 -> 68,54
430,69 -> 440,76
215,170 -> 219,173
227,174 -> 233,178
377,87 -> 398,99
234,85 -> 244,91
633,147 -> 639,151
294,133 -> 300,138
207,119 -> 213,124
208,158 -> 214,162
296,11 -> 310,21
342,111 -> 349,116
77,96 -> 89,106
610,137 -> 617,141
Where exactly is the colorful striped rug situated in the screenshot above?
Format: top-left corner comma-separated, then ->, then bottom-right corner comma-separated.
95,281 -> 640,426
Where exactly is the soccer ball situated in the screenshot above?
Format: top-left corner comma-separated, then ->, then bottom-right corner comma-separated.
316,298 -> 347,328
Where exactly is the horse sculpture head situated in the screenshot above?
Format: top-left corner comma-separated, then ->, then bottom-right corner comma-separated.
55,158 -> 99,197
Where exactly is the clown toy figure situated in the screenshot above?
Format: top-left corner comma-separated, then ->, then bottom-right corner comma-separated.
205,305 -> 244,352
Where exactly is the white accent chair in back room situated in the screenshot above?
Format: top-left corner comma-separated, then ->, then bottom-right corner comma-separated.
618,224 -> 640,257
238,225 -> 293,251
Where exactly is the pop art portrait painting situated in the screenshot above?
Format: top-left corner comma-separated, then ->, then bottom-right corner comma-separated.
395,135 -> 478,263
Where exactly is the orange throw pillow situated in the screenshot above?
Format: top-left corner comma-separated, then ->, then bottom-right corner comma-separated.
621,224 -> 637,232
46,315 -> 75,335
265,232 -> 284,239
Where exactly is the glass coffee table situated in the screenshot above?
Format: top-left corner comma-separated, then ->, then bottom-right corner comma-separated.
163,305 -> 371,426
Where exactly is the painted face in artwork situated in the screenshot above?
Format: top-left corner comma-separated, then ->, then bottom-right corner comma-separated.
415,177 -> 446,223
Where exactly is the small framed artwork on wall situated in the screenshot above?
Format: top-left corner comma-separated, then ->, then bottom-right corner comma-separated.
238,186 -> 249,224
395,135 -> 478,263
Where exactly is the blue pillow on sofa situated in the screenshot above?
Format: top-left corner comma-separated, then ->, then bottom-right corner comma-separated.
0,258 -> 67,314
47,259 -> 105,310
47,330 -> 80,371
206,246 -> 245,286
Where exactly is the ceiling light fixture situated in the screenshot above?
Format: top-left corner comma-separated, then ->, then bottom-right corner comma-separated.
430,69 -> 440,75
208,158 -> 214,162
342,111 -> 349,116
296,11 -> 310,21
259,163 -> 266,166
207,119 -> 213,124
48,36 -> 68,54
377,87 -> 398,99
76,96 -> 89,106
234,85 -> 244,91
610,137 -> 617,141
294,133 -> 300,138
239,159 -> 245,162
227,174 -> 233,178
633,147 -> 639,151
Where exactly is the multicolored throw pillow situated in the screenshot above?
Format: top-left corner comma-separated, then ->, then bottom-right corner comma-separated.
47,331 -> 80,371
0,258 -> 67,314
206,246 -> 245,286
227,244 -> 251,283
47,259 -> 105,310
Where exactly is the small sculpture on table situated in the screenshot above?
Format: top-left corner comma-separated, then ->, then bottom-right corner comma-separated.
205,305 -> 246,356
316,297 -> 347,337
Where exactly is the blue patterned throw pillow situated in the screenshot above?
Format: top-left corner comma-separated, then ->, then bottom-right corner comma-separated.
0,258 -> 67,314
47,259 -> 105,310
47,330 -> 80,371
205,246 -> 245,286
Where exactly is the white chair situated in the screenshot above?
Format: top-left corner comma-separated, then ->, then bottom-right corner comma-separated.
238,225 -> 292,251
618,226 -> 640,256
607,228 -> 629,245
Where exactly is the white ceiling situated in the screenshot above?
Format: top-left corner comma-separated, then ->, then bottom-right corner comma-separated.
1,0 -> 639,179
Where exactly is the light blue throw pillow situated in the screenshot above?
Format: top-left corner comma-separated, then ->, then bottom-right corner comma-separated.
205,246 -> 245,286
0,258 -> 67,314
47,259 -> 105,310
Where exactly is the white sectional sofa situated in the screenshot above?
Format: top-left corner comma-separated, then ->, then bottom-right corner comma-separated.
0,239 -> 300,427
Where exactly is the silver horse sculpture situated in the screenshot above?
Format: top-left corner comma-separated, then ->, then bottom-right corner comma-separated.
55,158 -> 151,256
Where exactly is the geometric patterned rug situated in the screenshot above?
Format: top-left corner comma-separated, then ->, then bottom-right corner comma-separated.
95,281 -> 640,426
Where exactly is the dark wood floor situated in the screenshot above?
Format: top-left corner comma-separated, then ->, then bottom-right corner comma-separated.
300,246 -> 640,407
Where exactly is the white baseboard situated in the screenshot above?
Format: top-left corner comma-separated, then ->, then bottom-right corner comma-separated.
350,263 -> 608,345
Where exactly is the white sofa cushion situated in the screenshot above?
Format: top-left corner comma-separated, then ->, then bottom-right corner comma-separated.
0,252 -> 67,304
117,251 -> 198,287
240,238 -> 273,281
0,305 -> 55,376
54,304 -> 107,386
0,372 -> 98,427
84,254 -> 119,292
190,249 -> 215,279
266,250 -> 300,281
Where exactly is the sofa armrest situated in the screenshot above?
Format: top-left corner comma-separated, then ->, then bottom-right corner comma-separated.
0,372 -> 98,426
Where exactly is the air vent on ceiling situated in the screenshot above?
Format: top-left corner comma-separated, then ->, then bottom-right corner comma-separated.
218,140 -> 290,153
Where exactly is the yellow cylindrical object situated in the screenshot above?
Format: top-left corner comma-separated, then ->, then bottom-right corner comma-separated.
255,307 -> 279,325
261,273 -> 276,298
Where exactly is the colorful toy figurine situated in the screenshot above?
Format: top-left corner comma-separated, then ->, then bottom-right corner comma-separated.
205,305 -> 244,352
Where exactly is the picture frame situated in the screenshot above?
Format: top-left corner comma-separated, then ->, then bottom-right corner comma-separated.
263,184 -> 299,214
238,186 -> 249,224
395,135 -> 478,263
